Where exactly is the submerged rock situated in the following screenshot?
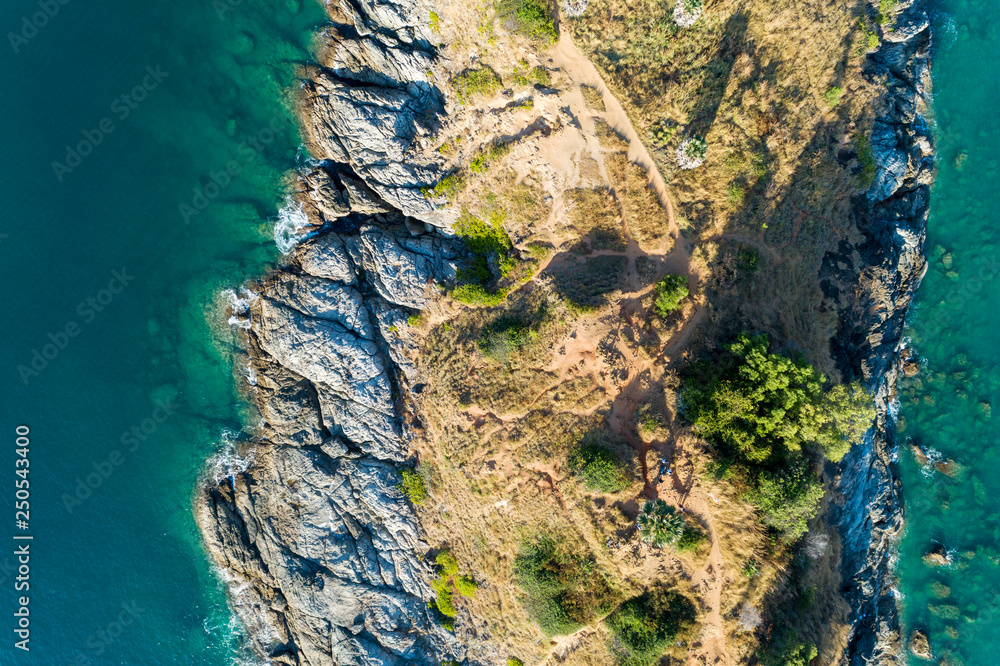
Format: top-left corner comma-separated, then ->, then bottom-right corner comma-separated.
908,629 -> 932,660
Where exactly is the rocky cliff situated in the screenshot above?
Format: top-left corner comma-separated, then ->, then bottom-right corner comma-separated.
822,1 -> 935,663
196,1 -> 470,663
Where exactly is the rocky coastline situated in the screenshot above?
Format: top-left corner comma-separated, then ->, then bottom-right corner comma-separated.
823,1 -> 936,663
196,0 -> 471,663
195,0 -> 939,664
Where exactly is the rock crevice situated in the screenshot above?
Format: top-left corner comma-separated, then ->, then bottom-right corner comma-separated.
197,0 -> 467,662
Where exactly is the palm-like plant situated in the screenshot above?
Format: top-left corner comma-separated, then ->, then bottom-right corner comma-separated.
636,499 -> 684,547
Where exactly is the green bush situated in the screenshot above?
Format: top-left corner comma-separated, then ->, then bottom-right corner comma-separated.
398,469 -> 428,505
436,550 -> 460,577
683,135 -> 708,161
497,0 -> 557,43
744,462 -> 825,541
823,86 -> 844,107
636,500 -> 685,547
422,172 -> 466,201
606,586 -> 696,666
477,316 -> 533,363
452,67 -> 503,104
758,630 -> 818,666
856,134 -> 876,186
514,535 -> 620,636
568,441 -> 630,492
676,524 -> 708,553
653,275 -> 688,317
507,659 -> 524,666
454,574 -> 479,597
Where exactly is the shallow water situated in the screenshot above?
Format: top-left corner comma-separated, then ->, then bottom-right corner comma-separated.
897,1 -> 1000,663
0,0 -> 325,662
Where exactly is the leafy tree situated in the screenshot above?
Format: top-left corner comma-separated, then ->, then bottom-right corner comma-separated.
653,274 -> 689,318
682,333 -> 874,540
683,333 -> 872,464
636,500 -> 684,547
398,469 -> 428,505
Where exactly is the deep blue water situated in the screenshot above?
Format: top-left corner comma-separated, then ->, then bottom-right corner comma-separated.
0,0 -> 325,662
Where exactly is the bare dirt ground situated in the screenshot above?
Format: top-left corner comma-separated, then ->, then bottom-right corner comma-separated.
404,14 -> 772,666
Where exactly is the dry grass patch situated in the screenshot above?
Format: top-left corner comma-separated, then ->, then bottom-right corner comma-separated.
565,187 -> 628,252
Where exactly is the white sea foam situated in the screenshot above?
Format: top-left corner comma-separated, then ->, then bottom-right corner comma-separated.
273,198 -> 310,254
208,430 -> 256,485
221,287 -> 259,330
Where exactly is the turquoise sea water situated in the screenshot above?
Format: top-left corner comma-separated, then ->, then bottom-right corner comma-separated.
897,2 -> 1000,664
0,0 -> 325,662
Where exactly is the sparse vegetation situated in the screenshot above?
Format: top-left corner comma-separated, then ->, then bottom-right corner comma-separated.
580,84 -> 605,111
470,140 -> 512,174
856,134 -> 876,186
496,0 -> 558,43
653,275 -> 689,317
512,60 -> 551,86
451,67 -> 503,104
514,535 -> 620,636
606,585 -> 697,666
422,172 -> 466,202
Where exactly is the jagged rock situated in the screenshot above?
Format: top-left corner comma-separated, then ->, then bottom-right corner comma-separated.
296,232 -> 356,284
908,629 -> 932,660
826,2 -> 936,664
923,544 -> 950,567
200,445 -> 463,666
321,26 -> 434,88
345,226 -> 460,310
303,71 -> 456,229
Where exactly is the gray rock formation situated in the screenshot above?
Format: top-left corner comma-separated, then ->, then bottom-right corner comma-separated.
821,1 -> 935,663
197,1 -> 469,663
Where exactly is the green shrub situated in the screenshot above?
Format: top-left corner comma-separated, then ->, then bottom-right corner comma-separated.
454,574 -> 479,597
422,172 -> 466,201
823,86 -> 844,107
606,586 -> 696,666
856,134 -> 875,186
683,135 -> 708,161
429,10 -> 440,33
452,283 -> 509,307
636,500 -> 685,547
436,550 -> 460,577
568,441 -> 630,492
676,524 -> 708,553
653,275 -> 688,317
514,535 -> 620,636
477,316 -> 533,363
741,558 -> 760,578
744,462 -> 825,541
497,0 -> 557,43
876,0 -> 899,25
507,659 -> 524,666
758,630 -> 818,666
398,469 -> 428,505
452,67 -> 503,104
